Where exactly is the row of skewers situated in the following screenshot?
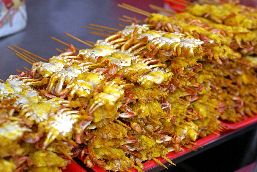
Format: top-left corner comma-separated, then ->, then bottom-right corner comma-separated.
0,2 -> 257,172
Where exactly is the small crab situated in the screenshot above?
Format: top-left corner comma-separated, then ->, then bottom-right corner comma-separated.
31,61 -> 65,78
61,72 -> 105,99
20,98 -> 69,124
88,79 -> 125,114
122,58 -> 166,82
139,68 -> 173,88
79,42 -> 117,62
148,33 -> 203,56
0,121 -> 30,141
47,64 -> 91,95
102,51 -> 135,67
104,24 -> 150,48
40,108 -> 79,148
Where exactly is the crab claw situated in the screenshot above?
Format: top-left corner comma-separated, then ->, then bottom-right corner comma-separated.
88,101 -> 104,114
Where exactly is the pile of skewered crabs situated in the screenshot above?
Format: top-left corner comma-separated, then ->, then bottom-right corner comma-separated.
0,2 -> 257,172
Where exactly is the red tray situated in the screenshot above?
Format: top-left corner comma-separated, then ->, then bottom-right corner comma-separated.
143,132 -> 220,171
62,160 -> 87,172
221,115 -> 257,131
82,133 -> 220,172
164,0 -> 187,12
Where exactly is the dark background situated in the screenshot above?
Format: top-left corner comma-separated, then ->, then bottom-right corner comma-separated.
0,1 -> 256,171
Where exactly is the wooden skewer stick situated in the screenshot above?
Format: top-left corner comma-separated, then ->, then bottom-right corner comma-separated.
86,23 -> 119,31
15,53 -> 34,64
117,23 -> 127,28
51,36 -> 70,47
84,40 -> 95,47
153,158 -> 168,169
162,156 -> 176,166
90,31 -> 111,38
118,3 -> 151,17
51,36 -> 79,51
24,67 -> 30,71
8,46 -> 34,64
149,4 -> 175,14
84,26 -> 115,34
119,17 -> 134,24
0,79 -> 4,83
56,48 -> 63,53
16,69 -> 22,73
64,32 -> 93,47
11,46 -> 40,63
122,15 -> 140,23
13,45 -> 47,62
119,15 -> 139,23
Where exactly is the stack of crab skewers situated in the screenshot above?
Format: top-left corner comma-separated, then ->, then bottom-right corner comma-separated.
0,2 -> 256,172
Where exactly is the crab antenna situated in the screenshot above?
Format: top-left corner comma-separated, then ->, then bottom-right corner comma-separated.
118,3 -> 151,17
64,32 -> 93,47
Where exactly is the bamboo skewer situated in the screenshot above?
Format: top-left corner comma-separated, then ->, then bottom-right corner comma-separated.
84,26 -> 116,35
12,46 -> 43,63
16,69 -> 22,73
118,23 -> 127,28
51,36 -> 79,51
153,158 -> 168,169
64,32 -> 93,47
56,48 -> 63,53
162,156 -> 176,166
86,23 -> 119,32
85,40 -> 95,47
118,3 -> 151,17
51,36 -> 70,47
122,15 -> 140,23
8,46 -> 35,64
13,45 -> 47,62
149,4 -> 174,14
90,31 -> 111,38
24,67 -> 30,71
118,15 -> 140,24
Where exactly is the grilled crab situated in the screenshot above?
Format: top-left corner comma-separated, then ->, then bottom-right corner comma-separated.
40,108 -> 79,148
47,63 -> 92,95
104,24 -> 150,48
61,71 -> 105,99
19,98 -> 70,125
78,41 -> 117,62
88,79 -> 126,122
